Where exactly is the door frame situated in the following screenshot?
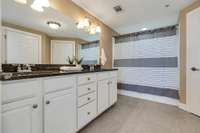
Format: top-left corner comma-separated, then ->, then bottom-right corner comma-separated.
2,27 -> 42,64
50,40 -> 76,64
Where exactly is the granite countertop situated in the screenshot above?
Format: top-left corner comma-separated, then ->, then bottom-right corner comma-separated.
0,69 -> 118,81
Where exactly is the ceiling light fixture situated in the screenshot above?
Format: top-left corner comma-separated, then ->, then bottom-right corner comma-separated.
14,0 -> 27,4
31,0 -> 50,12
47,21 -> 61,30
141,28 -> 148,31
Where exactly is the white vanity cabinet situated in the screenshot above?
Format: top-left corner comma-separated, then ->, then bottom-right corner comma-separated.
0,70 -> 118,133
2,97 -> 40,133
43,76 -> 76,133
1,79 -> 42,133
77,74 -> 97,130
97,72 -> 118,114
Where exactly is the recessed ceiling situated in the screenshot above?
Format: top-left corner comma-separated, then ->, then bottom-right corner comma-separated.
72,0 -> 196,34
2,0 -> 99,41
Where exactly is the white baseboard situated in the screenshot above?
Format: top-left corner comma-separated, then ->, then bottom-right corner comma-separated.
118,89 -> 179,106
178,102 -> 188,112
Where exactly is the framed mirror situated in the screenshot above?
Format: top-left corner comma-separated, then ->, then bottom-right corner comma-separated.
1,0 -> 100,65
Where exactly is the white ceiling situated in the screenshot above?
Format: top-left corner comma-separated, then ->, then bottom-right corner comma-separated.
2,0 -> 99,41
72,0 -> 196,34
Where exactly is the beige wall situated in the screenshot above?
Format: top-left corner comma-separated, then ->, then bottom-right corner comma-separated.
100,24 -> 113,68
49,0 -> 116,68
179,0 -> 200,104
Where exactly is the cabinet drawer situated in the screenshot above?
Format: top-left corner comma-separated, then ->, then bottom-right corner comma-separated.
2,80 -> 39,104
78,100 -> 97,130
97,72 -> 110,80
78,83 -> 96,97
44,76 -> 75,93
78,74 -> 96,85
110,71 -> 117,78
78,92 -> 96,107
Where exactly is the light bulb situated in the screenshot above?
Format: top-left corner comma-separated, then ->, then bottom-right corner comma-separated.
31,0 -> 50,12
77,21 -> 85,29
14,0 -> 27,4
89,27 -> 96,35
31,0 -> 44,12
83,18 -> 90,28
96,26 -> 101,33
41,0 -> 50,7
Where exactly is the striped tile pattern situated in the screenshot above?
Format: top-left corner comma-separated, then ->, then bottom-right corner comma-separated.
114,26 -> 179,99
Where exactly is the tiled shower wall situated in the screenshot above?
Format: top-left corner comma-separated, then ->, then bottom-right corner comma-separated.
80,41 -> 99,64
113,25 -> 179,99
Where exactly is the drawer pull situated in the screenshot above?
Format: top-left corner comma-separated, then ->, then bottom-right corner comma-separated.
88,88 -> 91,91
46,101 -> 50,105
88,97 -> 91,101
87,77 -> 91,81
32,104 -> 38,109
87,112 -> 91,115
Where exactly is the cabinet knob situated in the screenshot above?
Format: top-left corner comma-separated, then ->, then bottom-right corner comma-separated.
87,112 -> 91,115
88,97 -> 91,101
46,101 -> 50,105
32,104 -> 38,109
88,88 -> 91,91
87,77 -> 91,80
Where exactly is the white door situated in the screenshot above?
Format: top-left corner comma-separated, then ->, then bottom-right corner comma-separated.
2,98 -> 40,133
186,7 -> 200,116
51,40 -> 75,64
44,89 -> 76,133
109,78 -> 117,106
5,28 -> 41,64
98,79 -> 109,114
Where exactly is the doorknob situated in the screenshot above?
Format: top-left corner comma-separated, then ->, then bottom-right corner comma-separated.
46,101 -> 50,105
191,67 -> 200,71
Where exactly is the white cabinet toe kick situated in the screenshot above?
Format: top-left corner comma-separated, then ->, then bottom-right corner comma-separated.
0,71 -> 118,133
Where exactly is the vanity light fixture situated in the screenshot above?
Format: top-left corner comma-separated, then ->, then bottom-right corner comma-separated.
14,0 -> 27,4
47,21 -> 61,30
141,28 -> 148,31
31,0 -> 50,12
31,2 -> 44,12
76,18 -> 101,34
77,18 -> 90,29
89,27 -> 97,35
95,26 -> 101,33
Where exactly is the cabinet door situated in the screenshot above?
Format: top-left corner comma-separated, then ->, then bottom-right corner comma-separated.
6,29 -> 41,64
98,80 -> 109,114
44,89 -> 76,133
109,78 -> 118,106
2,98 -> 40,133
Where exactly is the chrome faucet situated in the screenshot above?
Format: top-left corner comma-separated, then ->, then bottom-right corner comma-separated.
17,64 -> 32,72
